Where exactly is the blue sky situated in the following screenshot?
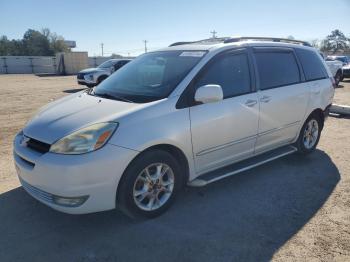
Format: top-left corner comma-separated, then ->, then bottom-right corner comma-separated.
1,0 -> 349,56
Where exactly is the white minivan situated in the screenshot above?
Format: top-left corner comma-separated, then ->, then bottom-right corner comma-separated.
14,37 -> 334,218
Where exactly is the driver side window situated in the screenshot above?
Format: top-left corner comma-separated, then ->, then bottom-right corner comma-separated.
195,53 -> 251,99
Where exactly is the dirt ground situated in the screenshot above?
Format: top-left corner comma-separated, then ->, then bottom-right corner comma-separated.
0,75 -> 349,262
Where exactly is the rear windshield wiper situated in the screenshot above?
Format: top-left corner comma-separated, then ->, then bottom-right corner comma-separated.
92,92 -> 134,103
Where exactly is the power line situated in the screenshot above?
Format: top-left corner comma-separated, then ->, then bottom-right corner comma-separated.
143,40 -> 148,53
101,43 -> 104,56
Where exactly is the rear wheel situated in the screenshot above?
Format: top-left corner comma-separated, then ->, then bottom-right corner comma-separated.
295,114 -> 322,154
117,150 -> 183,219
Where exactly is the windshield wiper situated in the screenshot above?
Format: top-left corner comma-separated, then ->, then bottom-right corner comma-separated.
92,92 -> 134,103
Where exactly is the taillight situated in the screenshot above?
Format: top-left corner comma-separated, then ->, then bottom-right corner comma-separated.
330,77 -> 336,88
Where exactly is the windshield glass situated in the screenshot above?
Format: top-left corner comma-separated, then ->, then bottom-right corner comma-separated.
92,50 -> 206,103
98,60 -> 115,68
335,57 -> 348,63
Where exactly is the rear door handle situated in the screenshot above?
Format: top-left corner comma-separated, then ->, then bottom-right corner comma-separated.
260,95 -> 271,103
245,99 -> 257,107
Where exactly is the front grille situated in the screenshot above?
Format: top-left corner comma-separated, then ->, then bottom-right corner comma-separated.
19,177 -> 54,204
26,137 -> 50,154
77,73 -> 84,79
343,68 -> 350,74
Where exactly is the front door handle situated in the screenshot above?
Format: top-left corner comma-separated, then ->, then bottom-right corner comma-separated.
260,95 -> 271,103
245,99 -> 257,107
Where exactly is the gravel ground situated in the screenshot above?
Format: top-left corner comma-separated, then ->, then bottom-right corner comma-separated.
0,75 -> 349,262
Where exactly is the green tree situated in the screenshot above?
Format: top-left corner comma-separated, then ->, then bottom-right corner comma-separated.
0,28 -> 70,56
321,29 -> 349,53
41,28 -> 70,53
23,29 -> 52,55
0,36 -> 11,55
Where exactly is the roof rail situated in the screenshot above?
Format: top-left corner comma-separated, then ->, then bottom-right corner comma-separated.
169,41 -> 195,47
169,37 -> 231,47
223,37 -> 311,47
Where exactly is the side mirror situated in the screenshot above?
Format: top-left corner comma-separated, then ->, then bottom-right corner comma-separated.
194,84 -> 223,104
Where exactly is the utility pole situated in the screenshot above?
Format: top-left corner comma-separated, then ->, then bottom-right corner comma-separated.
101,43 -> 104,56
143,40 -> 148,53
210,30 -> 217,38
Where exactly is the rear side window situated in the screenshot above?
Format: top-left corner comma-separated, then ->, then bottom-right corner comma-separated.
254,51 -> 300,90
195,53 -> 251,98
296,49 -> 328,81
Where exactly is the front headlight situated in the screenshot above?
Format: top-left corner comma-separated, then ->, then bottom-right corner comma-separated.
50,122 -> 118,154
85,74 -> 94,81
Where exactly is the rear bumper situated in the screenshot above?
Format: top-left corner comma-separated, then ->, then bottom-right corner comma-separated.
323,105 -> 332,119
13,132 -> 139,214
324,104 -> 331,120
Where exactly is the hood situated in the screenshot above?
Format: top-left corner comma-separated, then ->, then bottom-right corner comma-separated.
24,92 -> 147,144
79,67 -> 108,73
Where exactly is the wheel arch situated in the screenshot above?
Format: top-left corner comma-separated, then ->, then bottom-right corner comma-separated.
308,108 -> 325,130
97,74 -> 108,83
116,143 -> 190,198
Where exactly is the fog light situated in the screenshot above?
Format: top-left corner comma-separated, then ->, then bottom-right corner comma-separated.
53,195 -> 89,207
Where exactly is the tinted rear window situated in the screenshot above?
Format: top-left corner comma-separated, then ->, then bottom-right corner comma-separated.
296,49 -> 328,81
254,51 -> 300,90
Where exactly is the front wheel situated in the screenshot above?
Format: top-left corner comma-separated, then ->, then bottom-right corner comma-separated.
334,71 -> 342,86
295,114 -> 322,154
117,150 -> 183,219
97,75 -> 108,85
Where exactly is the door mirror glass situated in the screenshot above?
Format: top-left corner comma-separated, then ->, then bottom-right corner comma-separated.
194,84 -> 223,104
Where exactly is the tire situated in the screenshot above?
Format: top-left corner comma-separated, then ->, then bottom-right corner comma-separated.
295,114 -> 322,154
334,70 -> 342,86
97,75 -> 108,85
117,149 -> 183,219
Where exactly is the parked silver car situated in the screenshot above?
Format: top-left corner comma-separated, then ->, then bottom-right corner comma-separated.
14,37 -> 334,219
77,59 -> 131,87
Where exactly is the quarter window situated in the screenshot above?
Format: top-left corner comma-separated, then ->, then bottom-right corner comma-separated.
296,49 -> 328,81
255,51 -> 300,90
195,53 -> 251,98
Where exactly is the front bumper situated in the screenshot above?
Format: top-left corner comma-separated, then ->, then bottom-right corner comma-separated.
13,132 -> 138,214
77,74 -> 96,86
343,68 -> 350,78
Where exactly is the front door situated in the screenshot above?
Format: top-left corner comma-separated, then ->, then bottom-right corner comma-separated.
189,49 -> 260,174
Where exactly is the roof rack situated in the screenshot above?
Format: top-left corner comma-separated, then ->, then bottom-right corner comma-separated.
223,36 -> 311,47
169,37 -> 231,47
169,36 -> 311,47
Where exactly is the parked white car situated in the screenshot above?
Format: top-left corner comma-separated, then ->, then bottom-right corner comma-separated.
77,59 -> 131,87
14,37 -> 334,218
326,55 -> 350,80
324,57 -> 343,85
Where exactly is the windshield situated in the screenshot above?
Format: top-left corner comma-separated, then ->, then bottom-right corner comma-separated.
92,50 -> 206,103
98,60 -> 116,69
